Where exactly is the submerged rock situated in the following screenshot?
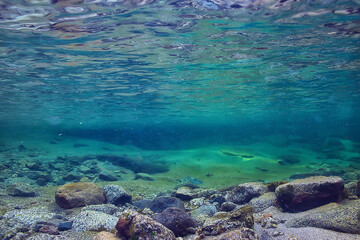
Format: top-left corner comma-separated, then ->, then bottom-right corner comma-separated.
213,228 -> 259,240
82,204 -> 119,215
102,185 -> 132,206
249,192 -> 276,213
6,183 -> 37,197
176,186 -> 198,200
135,173 -> 155,181
96,154 -> 169,174
133,196 -> 184,213
72,210 -> 118,232
153,207 -> 195,237
3,207 -> 55,227
275,176 -> 345,212
225,182 -> 268,204
55,182 -> 106,209
116,210 -> 176,240
201,206 -> 254,236
286,200 -> 360,234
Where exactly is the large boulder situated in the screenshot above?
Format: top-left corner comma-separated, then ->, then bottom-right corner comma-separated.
286,200 -> 360,234
153,207 -> 195,237
275,176 -> 345,212
116,210 -> 176,240
55,182 -> 106,209
225,182 -> 268,204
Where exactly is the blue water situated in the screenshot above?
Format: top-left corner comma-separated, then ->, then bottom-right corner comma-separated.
0,0 -> 359,187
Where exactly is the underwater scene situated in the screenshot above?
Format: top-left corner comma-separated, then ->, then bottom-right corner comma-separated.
0,0 -> 360,239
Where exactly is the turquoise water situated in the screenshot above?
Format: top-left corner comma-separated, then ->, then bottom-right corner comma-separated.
0,0 -> 359,188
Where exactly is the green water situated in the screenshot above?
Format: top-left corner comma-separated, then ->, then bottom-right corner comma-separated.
0,0 -> 359,190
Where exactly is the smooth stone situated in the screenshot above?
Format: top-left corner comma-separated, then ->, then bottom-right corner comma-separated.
57,221 -> 72,231
133,196 -> 184,213
55,182 -> 106,209
286,200 -> 360,234
220,201 -> 237,212
275,176 -> 345,212
225,182 -> 268,204
191,204 -> 217,218
102,185 -> 132,206
153,207 -> 195,237
116,210 -> 176,239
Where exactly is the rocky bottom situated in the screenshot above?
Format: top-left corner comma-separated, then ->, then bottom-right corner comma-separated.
0,175 -> 359,240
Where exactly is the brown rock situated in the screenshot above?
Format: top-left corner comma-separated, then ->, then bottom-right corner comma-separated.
275,176 -> 345,212
55,182 -> 106,209
116,210 -> 176,240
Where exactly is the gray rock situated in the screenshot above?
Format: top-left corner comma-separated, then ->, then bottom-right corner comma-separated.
133,196 -> 184,213
135,173 -> 155,181
201,206 -> 254,236
82,204 -> 119,215
102,185 -> 132,206
116,210 -> 176,239
71,210 -> 118,232
225,182 -> 268,204
275,176 -> 345,212
249,192 -> 276,213
3,207 -> 55,227
220,201 -> 237,212
153,207 -> 195,237
175,186 -> 197,200
191,204 -> 217,218
286,200 -> 360,234
6,183 -> 37,197
345,181 -> 359,197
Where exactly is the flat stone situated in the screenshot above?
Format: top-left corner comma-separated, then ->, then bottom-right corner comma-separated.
71,210 -> 118,232
55,182 -> 106,209
275,176 -> 345,212
3,207 -> 55,227
286,200 -> 360,234
93,231 -> 120,240
213,228 -> 259,240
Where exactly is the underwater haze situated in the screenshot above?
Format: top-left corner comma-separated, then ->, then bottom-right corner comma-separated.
0,0 -> 360,189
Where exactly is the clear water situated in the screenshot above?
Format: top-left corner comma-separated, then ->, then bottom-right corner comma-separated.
0,0 -> 360,189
